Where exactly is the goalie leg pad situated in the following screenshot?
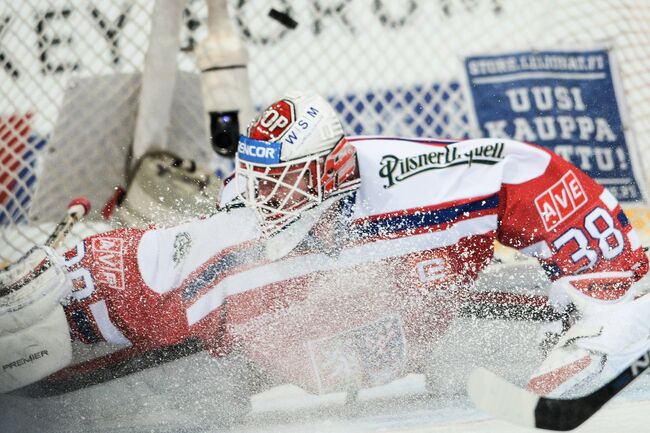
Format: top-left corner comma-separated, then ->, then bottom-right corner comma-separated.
0,306 -> 72,393
0,247 -> 71,332
0,246 -> 73,392
526,339 -> 604,398
528,294 -> 650,397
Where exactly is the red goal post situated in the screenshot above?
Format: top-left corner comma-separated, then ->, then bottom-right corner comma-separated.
2,0 -> 650,265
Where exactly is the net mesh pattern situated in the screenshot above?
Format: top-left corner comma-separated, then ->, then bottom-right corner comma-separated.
1,0 -> 650,262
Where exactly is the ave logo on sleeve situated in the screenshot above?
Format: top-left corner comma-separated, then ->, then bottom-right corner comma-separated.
535,171 -> 588,231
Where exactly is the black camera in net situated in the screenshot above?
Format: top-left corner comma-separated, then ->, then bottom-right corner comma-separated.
209,111 -> 240,158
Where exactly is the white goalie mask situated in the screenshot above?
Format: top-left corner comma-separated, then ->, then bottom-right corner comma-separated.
236,91 -> 359,237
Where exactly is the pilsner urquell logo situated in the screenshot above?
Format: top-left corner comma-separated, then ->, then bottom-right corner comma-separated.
378,142 -> 505,188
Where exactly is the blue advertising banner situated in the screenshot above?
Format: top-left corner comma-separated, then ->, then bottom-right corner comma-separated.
464,49 -> 645,203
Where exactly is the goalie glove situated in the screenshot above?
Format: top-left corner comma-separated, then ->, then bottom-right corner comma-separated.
0,247 -> 73,393
526,272 -> 650,398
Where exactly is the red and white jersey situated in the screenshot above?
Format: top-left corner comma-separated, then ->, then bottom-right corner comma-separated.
62,137 -> 648,392
348,136 -> 647,295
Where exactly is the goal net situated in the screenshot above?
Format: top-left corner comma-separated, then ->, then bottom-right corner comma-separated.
2,0 -> 650,264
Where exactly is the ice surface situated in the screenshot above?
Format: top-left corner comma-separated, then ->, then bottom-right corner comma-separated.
1,318 -> 649,433
241,376 -> 650,433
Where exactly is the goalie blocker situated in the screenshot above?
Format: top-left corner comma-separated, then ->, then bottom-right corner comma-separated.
0,247 -> 73,393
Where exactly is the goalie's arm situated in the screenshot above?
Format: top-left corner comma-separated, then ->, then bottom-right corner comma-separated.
470,144 -> 650,429
497,147 -> 648,301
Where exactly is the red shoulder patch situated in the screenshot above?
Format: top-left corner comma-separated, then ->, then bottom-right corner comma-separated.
534,171 -> 588,231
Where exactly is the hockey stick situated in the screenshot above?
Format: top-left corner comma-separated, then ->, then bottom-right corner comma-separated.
467,347 -> 650,431
0,197 -> 91,295
44,197 -> 91,249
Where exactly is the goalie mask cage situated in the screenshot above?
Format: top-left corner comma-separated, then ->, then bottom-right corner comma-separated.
1,0 -> 650,264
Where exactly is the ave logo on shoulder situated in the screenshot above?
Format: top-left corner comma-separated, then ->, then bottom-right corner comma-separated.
535,171 -> 587,231
249,99 -> 295,141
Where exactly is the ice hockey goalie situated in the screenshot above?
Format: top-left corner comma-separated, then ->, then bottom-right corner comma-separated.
1,92 -> 648,424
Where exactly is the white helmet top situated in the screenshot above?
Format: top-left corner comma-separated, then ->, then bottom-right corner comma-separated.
236,91 -> 359,237
239,91 -> 343,161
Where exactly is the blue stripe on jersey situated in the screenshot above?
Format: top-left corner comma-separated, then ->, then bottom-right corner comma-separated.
337,191 -> 357,218
542,262 -> 563,279
183,254 -> 239,302
69,309 -> 101,343
182,244 -> 264,302
355,193 -> 499,237
617,211 -> 630,228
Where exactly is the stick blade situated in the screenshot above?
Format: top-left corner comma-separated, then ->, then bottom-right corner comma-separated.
468,367 -> 539,428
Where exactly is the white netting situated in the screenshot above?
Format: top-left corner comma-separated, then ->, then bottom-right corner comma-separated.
2,0 -> 650,263
0,0 -> 213,263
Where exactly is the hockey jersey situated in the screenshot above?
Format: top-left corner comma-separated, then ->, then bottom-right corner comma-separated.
61,137 -> 648,392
